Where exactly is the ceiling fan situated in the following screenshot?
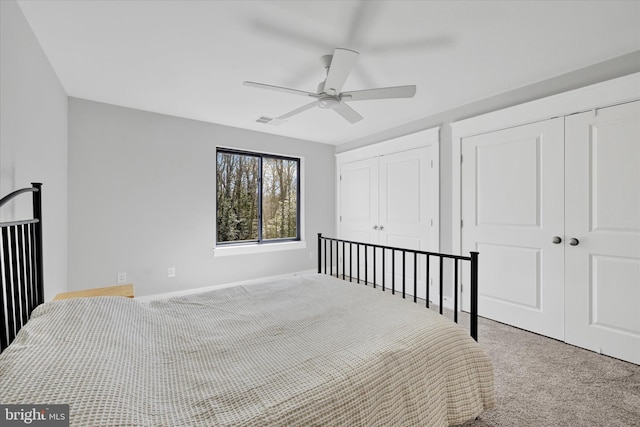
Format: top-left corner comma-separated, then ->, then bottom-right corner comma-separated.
243,48 -> 417,124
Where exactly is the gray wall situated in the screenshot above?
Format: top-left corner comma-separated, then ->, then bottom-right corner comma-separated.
338,51 -> 640,255
0,0 -> 68,300
68,98 -> 335,297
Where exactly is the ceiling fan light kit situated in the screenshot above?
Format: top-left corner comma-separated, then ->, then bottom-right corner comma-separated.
244,48 -> 417,124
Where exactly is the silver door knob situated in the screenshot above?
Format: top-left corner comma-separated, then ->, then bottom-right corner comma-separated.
569,238 -> 580,246
552,236 -> 562,244
372,225 -> 378,230
379,225 -> 384,231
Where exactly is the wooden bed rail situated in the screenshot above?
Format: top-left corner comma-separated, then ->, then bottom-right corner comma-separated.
0,183 -> 44,353
317,233 -> 479,341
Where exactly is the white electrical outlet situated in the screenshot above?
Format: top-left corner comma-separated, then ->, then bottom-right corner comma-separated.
117,272 -> 127,284
168,267 -> 176,278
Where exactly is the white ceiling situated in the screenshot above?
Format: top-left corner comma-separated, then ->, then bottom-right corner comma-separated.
16,0 -> 640,145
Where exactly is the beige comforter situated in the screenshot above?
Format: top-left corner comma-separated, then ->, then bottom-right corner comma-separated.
0,273 -> 494,426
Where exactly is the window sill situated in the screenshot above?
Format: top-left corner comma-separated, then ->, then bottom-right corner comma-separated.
213,240 -> 307,257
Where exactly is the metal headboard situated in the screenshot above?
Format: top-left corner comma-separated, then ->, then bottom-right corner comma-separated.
0,183 -> 43,353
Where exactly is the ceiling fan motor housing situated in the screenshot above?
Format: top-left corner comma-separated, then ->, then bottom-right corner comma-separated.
318,95 -> 341,109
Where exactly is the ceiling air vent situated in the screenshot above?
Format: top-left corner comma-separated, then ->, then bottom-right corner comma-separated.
256,116 -> 285,126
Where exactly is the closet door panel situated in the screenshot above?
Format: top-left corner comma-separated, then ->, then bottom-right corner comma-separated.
379,147 -> 432,298
461,117 -> 565,340
340,158 -> 379,245
565,101 -> 640,364
339,158 -> 378,282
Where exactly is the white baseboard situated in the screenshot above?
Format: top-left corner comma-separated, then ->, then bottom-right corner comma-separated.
135,270 -> 458,313
136,269 -> 317,302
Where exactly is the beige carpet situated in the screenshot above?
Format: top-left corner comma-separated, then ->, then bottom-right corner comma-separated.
456,316 -> 640,427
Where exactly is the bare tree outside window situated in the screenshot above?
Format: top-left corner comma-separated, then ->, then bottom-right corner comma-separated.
216,149 -> 299,244
262,157 -> 298,240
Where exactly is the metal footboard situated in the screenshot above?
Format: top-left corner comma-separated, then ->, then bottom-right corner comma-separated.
317,233 -> 479,341
0,183 -> 44,353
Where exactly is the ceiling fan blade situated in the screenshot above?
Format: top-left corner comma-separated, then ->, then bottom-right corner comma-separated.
323,48 -> 359,95
345,2 -> 380,49
251,20 -> 332,51
368,36 -> 454,54
277,101 -> 319,120
342,85 -> 417,101
332,102 -> 363,124
243,81 -> 319,98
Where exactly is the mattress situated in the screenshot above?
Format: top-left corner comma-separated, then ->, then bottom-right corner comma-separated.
0,273 -> 494,426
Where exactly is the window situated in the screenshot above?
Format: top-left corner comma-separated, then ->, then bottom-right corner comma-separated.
216,148 -> 300,245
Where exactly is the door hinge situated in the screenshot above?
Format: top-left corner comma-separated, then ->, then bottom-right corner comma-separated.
430,160 -> 434,168
461,155 -> 463,164
461,219 -> 463,227
340,216 -> 342,222
340,174 -> 342,181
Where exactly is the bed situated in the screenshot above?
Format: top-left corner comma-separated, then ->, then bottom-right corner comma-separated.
0,184 -> 495,426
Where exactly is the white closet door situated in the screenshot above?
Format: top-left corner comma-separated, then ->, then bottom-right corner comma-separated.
564,101 -> 640,364
340,157 -> 379,244
461,118 -> 565,340
378,147 -> 433,297
339,158 -> 379,281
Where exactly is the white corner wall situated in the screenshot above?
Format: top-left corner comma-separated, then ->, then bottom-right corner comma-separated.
68,98 -> 335,297
0,0 -> 68,300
